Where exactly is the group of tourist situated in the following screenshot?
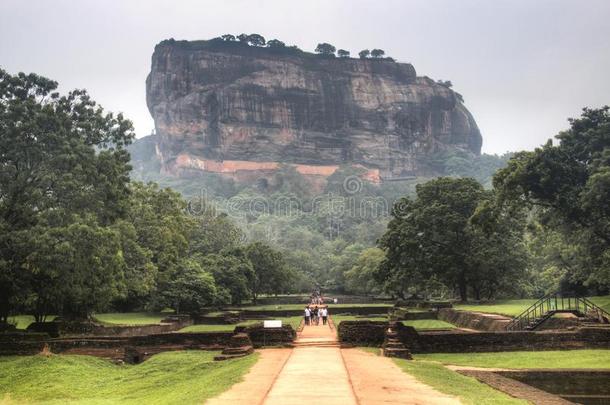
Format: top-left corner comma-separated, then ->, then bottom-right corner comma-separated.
304,305 -> 329,326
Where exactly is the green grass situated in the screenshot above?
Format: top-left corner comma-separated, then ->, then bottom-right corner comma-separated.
93,312 -> 167,325
7,315 -> 56,330
590,295 -> 610,313
402,320 -> 456,330
179,316 -> 304,333
393,358 -> 527,405
0,351 -> 258,404
414,349 -> 610,369
454,299 -> 536,317
454,295 -> 610,317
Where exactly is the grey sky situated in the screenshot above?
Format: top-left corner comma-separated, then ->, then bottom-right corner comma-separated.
1,0 -> 609,154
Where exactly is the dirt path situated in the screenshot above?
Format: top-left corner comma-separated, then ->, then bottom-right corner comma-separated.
207,322 -> 461,404
342,348 -> 461,404
205,348 -> 291,405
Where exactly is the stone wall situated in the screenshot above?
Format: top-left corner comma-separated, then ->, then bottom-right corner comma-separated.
499,370 -> 610,401
391,308 -> 438,321
239,324 -> 295,347
240,306 -> 390,319
337,320 -> 610,353
437,308 -> 512,331
337,321 -> 388,346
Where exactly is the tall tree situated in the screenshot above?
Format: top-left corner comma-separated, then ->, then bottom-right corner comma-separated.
315,43 -> 336,56
0,69 -> 134,321
494,107 -> 610,288
245,242 -> 292,303
337,49 -> 350,58
378,178 -> 507,301
358,49 -> 370,59
370,49 -> 385,58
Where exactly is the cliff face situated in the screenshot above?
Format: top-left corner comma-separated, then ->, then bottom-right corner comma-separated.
146,39 -> 482,183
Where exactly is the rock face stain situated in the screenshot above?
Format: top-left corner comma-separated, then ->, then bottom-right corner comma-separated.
146,39 -> 482,183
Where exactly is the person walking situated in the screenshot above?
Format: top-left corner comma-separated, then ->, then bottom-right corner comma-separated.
321,307 -> 328,325
304,306 -> 311,326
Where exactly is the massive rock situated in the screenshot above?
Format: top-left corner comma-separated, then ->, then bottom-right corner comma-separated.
146,39 -> 482,184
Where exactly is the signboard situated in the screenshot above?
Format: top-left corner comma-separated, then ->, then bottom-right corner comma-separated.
263,320 -> 282,328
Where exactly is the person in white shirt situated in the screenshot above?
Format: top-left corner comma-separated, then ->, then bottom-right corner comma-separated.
304,307 -> 311,326
321,307 -> 328,325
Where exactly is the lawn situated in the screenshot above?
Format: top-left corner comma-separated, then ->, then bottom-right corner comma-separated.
179,316 -> 304,332
454,299 -> 536,317
454,295 -> 610,317
402,320 -> 455,330
393,358 -> 527,405
414,349 -> 610,369
590,295 -> 610,313
0,351 -> 258,404
7,315 -> 56,330
7,313 -> 166,329
94,312 -> 167,325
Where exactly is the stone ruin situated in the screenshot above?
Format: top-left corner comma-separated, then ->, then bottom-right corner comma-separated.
382,321 -> 412,359
214,333 -> 254,361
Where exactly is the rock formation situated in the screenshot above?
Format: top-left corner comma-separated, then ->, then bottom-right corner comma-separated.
146,39 -> 482,185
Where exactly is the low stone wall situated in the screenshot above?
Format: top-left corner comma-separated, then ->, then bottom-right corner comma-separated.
391,308 -> 437,321
239,324 -> 295,347
401,327 -> 610,353
27,319 -> 192,338
0,332 -> 49,355
437,308 -> 511,331
239,306 -> 390,319
337,321 -> 388,346
337,320 -> 610,353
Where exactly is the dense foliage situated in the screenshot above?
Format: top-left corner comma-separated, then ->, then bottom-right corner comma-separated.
494,107 -> 610,291
0,70 -> 297,322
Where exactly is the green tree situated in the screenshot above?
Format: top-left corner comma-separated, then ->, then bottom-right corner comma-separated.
162,259 -> 217,314
0,69 -> 134,321
267,39 -> 286,49
494,107 -> 610,288
337,49 -> 350,58
125,183 -> 195,310
358,49 -> 370,59
378,178 -> 486,301
245,242 -> 292,303
197,251 -> 254,305
370,49 -> 385,58
345,248 -> 384,295
246,34 -> 266,47
315,43 -> 336,56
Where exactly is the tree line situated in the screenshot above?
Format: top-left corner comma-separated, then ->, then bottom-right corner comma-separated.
0,69 -> 296,324
212,33 -> 394,61
371,107 -> 610,301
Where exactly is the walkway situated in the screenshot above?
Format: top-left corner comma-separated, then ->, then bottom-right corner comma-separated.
207,320 -> 461,404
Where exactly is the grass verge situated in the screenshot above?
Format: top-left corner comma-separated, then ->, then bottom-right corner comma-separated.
0,351 -> 258,404
393,359 -> 528,405
414,349 -> 610,369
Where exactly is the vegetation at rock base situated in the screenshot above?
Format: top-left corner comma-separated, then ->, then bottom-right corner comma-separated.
1,64 -> 608,328
0,351 -> 258,404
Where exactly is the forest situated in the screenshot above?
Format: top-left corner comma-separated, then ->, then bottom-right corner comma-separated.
1,68 -> 608,324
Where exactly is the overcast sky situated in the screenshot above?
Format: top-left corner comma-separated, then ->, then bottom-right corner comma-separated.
1,0 -> 609,154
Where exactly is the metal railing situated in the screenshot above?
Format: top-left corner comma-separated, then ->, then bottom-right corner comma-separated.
505,293 -> 610,331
